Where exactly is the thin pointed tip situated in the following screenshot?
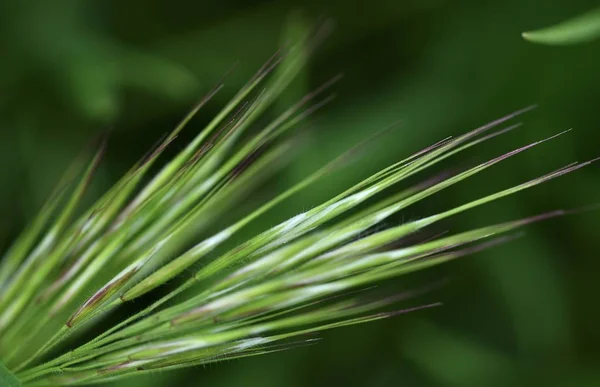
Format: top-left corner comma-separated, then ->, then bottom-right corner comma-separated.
382,302 -> 443,318
519,104 -> 538,113
543,128 -> 573,142
588,156 -> 600,164
565,203 -> 600,215
573,155 -> 600,169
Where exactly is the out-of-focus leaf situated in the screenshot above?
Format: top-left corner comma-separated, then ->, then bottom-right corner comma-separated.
401,321 -> 514,387
0,361 -> 20,387
522,7 -> 600,45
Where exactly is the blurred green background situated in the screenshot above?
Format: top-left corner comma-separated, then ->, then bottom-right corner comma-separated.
1,0 -> 599,386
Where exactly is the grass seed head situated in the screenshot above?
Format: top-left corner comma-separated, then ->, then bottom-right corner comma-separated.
0,30 -> 594,386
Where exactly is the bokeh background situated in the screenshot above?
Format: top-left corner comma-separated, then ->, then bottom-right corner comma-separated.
1,0 -> 599,386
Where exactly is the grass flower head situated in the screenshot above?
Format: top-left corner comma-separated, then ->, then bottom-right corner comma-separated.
0,28 -> 594,386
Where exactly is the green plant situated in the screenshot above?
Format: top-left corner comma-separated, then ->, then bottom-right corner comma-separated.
522,6 -> 600,45
0,29 -> 593,386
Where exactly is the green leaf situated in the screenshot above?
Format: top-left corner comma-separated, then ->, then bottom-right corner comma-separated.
0,361 -> 20,387
522,7 -> 600,45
